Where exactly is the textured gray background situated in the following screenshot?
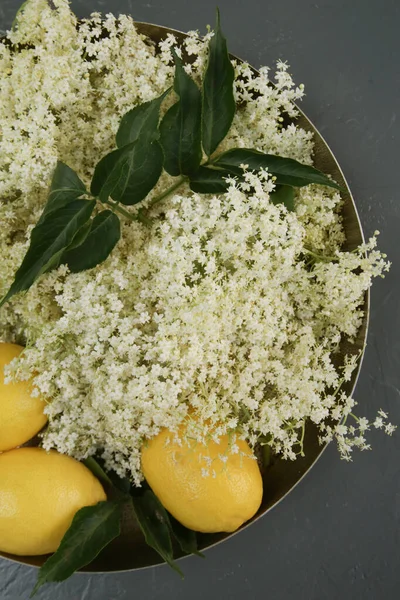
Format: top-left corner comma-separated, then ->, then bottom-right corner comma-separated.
0,1 -> 399,599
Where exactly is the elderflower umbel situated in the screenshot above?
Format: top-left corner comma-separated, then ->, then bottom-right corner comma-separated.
0,0 -> 394,483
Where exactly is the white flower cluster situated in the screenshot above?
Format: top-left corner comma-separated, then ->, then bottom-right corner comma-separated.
0,1 -> 393,483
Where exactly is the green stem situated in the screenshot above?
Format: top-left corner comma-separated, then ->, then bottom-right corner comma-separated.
99,176 -> 187,226
303,248 -> 339,262
333,379 -> 344,398
103,199 -> 138,223
146,176 -> 187,210
299,420 -> 306,457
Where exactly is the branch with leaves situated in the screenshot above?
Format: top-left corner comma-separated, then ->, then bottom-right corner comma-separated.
31,457 -> 204,597
0,9 -> 339,310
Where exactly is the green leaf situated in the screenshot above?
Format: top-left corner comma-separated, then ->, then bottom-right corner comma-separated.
214,148 -> 341,190
62,210 -> 120,273
159,50 -> 202,176
83,457 -> 114,488
168,513 -> 204,558
262,444 -> 272,468
91,141 -> 164,205
67,220 -> 92,251
107,471 -> 132,496
189,165 -> 237,194
31,501 -> 122,597
131,490 -> 183,577
92,144 -> 163,205
0,199 -> 95,308
270,185 -> 295,211
38,162 -> 87,225
84,457 -> 131,497
116,88 -> 171,148
202,9 -> 236,156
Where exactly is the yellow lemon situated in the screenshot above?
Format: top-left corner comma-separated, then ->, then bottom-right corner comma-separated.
0,447 -> 106,556
141,422 -> 263,533
0,342 -> 47,452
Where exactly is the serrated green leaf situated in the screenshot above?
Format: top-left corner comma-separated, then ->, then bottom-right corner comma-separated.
91,141 -> 163,206
270,185 -> 295,211
62,210 -> 120,273
214,148 -> 341,190
0,199 -> 95,308
167,513 -> 204,558
131,490 -> 183,577
116,88 -> 171,148
159,51 -> 202,176
38,162 -> 87,225
189,165 -> 237,194
202,9 -> 236,156
31,501 -> 122,597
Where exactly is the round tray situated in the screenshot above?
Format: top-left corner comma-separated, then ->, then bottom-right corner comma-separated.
0,21 -> 369,573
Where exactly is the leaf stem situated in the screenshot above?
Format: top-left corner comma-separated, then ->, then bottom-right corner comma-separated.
303,247 -> 339,262
299,420 -> 306,457
146,176 -> 187,210
103,199 -> 139,223
101,177 -> 187,226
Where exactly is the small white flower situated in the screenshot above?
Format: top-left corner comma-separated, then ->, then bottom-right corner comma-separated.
385,423 -> 396,435
0,1 -> 392,481
358,417 -> 370,432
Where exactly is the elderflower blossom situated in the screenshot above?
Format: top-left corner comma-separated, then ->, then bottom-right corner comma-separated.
0,0 -> 394,483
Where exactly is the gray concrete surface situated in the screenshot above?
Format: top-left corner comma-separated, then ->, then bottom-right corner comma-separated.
0,1 -> 399,599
